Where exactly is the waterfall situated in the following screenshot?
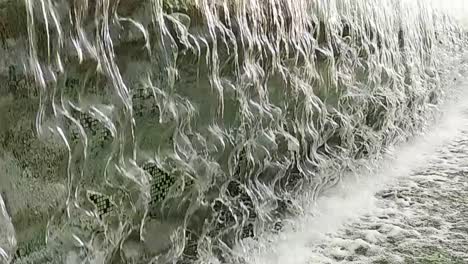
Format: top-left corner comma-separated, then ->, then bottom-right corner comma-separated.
0,0 -> 467,263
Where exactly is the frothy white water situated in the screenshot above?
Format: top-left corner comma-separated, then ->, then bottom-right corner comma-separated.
241,76 -> 468,264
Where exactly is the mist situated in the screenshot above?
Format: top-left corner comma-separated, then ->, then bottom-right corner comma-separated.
432,0 -> 468,27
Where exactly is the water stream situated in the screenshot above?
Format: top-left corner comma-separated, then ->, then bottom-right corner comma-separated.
0,0 -> 467,263
242,77 -> 468,264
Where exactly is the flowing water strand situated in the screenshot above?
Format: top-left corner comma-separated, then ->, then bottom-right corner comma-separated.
0,0 -> 466,263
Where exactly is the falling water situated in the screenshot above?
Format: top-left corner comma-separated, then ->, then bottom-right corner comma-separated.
0,0 -> 467,263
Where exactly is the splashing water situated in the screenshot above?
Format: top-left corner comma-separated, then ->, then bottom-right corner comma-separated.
0,0 -> 467,263
239,75 -> 468,264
